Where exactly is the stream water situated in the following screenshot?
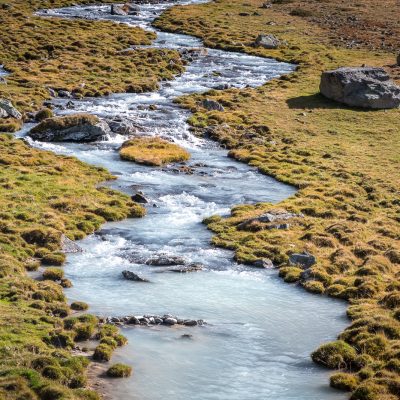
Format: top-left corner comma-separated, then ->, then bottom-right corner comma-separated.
23,1 -> 348,399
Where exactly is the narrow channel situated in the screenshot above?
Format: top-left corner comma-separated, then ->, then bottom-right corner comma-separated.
22,1 -> 348,399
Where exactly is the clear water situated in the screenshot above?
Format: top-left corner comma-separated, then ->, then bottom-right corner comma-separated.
23,2 -> 348,399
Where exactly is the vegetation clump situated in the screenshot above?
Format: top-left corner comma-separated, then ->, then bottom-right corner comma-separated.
120,137 -> 191,166
106,363 -> 132,378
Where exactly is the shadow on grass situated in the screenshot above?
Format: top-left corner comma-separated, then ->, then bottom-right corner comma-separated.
286,93 -> 375,112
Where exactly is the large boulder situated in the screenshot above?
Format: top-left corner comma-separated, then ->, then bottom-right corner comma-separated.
254,34 -> 281,49
320,67 -> 400,109
29,113 -> 113,142
0,98 -> 22,119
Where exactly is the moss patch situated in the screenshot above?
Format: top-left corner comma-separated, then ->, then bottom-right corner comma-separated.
120,137 -> 191,166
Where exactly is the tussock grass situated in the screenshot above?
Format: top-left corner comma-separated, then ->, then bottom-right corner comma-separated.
156,0 -> 400,398
120,137 -> 191,166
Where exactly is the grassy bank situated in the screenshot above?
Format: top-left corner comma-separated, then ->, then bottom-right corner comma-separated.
155,1 -> 400,399
0,0 -> 185,131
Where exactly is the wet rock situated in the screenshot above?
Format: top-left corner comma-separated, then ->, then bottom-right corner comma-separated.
289,252 -> 316,269
111,4 -> 127,15
179,47 -> 208,62
253,258 -> 274,268
122,270 -> 150,282
66,101 -> 75,109
183,320 -> 198,327
107,117 -> 139,135
131,192 -> 148,203
57,89 -> 72,98
320,67 -> 400,109
145,254 -> 186,266
167,263 -> 204,273
180,334 -> 193,340
200,99 -> 225,112
61,235 -> 83,254
127,316 -> 141,325
0,98 -> 22,119
29,114 -> 113,142
123,3 -> 140,15
254,34 -> 281,49
164,317 -> 177,325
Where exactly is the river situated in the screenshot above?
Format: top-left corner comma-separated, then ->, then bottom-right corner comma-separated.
23,1 -> 348,399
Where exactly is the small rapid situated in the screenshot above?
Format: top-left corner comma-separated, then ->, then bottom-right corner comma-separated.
22,1 -> 348,399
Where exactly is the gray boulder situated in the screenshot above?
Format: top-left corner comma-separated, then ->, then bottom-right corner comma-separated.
201,99 -> 225,112
164,317 -> 177,325
168,263 -> 204,273
254,34 -> 280,49
122,270 -> 150,282
29,113 -> 113,142
0,98 -> 22,119
320,67 -> 400,109
289,252 -> 316,269
107,117 -> 139,135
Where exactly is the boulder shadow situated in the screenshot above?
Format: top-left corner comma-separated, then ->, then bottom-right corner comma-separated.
286,93 -> 376,112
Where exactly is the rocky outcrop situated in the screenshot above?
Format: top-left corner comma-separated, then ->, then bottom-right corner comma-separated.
29,113 -> 113,142
0,98 -> 22,119
201,99 -> 225,112
254,34 -> 281,49
320,67 -> 400,109
253,258 -> 274,268
289,252 -> 316,269
122,270 -> 150,282
103,314 -> 205,327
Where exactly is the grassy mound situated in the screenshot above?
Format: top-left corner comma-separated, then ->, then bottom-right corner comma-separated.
155,0 -> 400,398
120,137 -> 191,166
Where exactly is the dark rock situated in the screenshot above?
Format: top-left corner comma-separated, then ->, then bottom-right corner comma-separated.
289,252 -> 316,269
253,258 -> 274,268
122,270 -> 150,282
0,98 -> 22,119
183,319 -> 198,327
254,34 -> 281,49
61,235 -> 82,254
179,48 -> 208,62
0,77 -> 6,84
320,67 -> 400,109
180,334 -> 193,339
47,87 -> 57,97
127,316 -> 140,325
145,254 -> 186,266
66,101 -> 75,109
261,2 -> 272,8
200,99 -> 225,112
164,317 -> 177,325
397,54 -> 400,66
58,90 -> 72,98
131,192 -> 148,203
29,114 -> 113,142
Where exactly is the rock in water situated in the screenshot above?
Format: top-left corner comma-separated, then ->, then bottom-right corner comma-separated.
29,113 -> 113,142
320,67 -> 400,109
145,254 -> 186,266
0,98 -> 22,119
61,235 -> 82,254
131,192 -> 148,203
111,4 -> 127,15
201,99 -> 225,111
254,34 -> 281,49
122,270 -> 150,282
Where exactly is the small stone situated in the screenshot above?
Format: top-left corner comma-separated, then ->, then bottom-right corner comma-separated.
122,270 -> 150,282
180,334 -> 193,340
200,99 -> 225,112
253,258 -> 274,268
183,320 -> 197,327
164,318 -> 178,326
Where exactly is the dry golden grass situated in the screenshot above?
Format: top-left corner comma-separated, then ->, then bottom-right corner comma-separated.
120,137 -> 191,166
